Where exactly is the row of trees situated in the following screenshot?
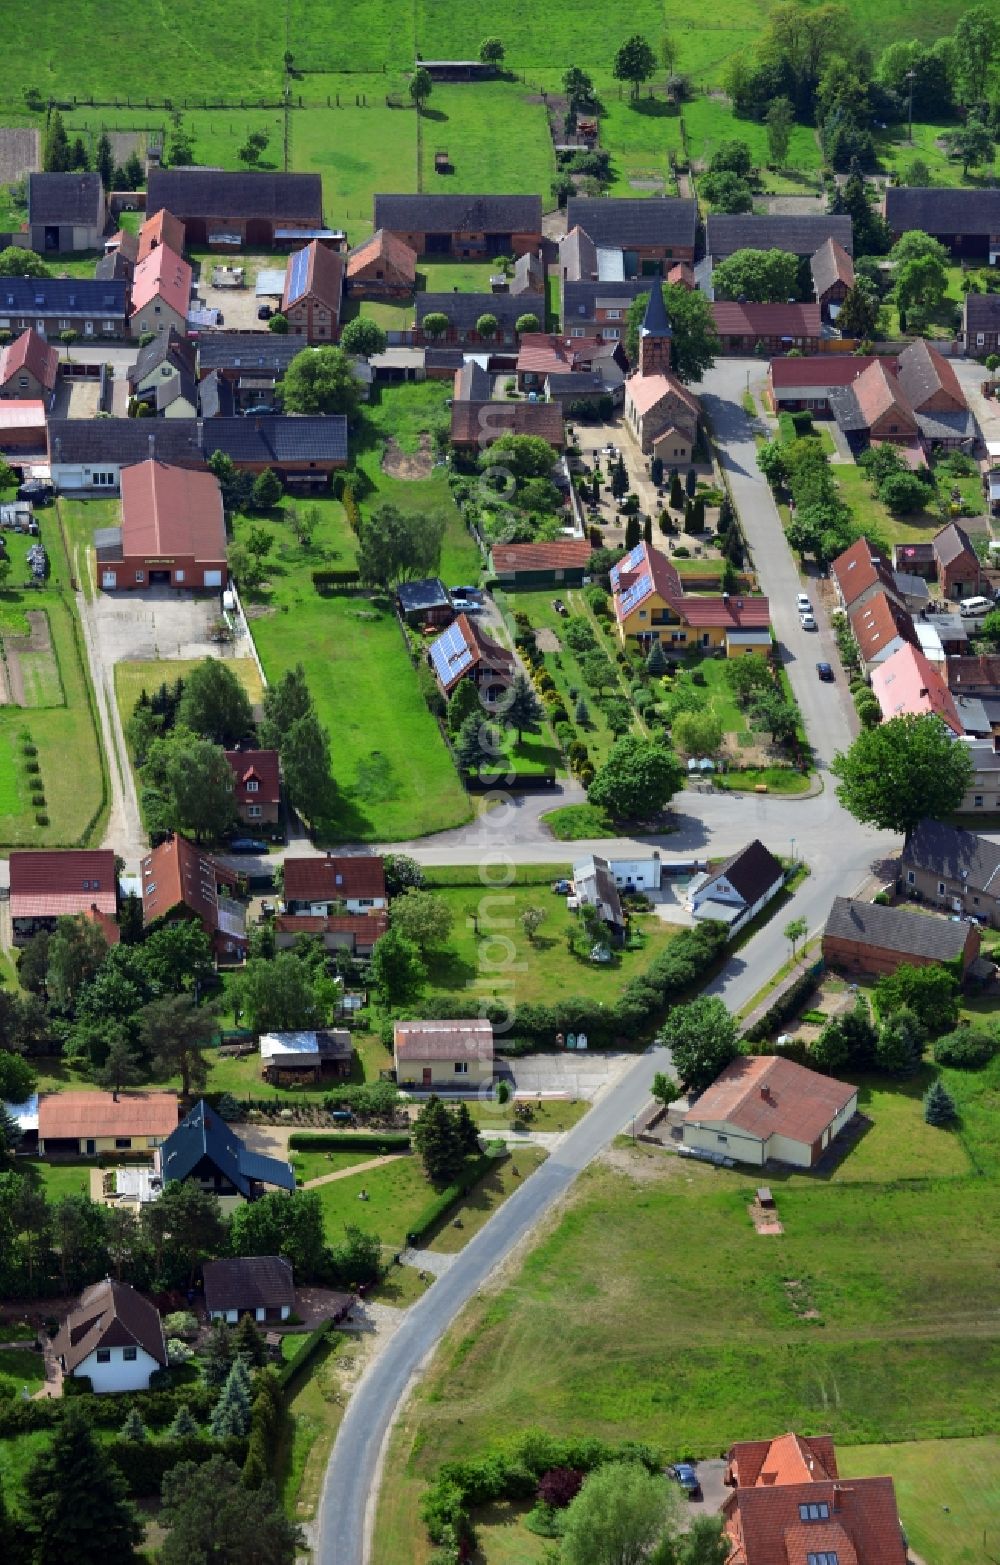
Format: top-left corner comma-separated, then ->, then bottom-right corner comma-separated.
42,109 -> 144,188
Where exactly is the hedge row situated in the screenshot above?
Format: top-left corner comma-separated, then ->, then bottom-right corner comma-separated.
0,1380 -> 216,1438
108,1434 -> 247,1497
422,1430 -> 662,1553
406,1150 -> 504,1247
288,1131 -> 411,1153
742,962 -> 823,1044
313,568 -> 361,588
276,1323 -> 332,1392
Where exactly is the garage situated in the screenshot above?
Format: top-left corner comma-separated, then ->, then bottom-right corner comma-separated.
94,459 -> 229,593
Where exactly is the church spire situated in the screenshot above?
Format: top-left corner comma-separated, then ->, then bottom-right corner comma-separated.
639,281 -> 672,376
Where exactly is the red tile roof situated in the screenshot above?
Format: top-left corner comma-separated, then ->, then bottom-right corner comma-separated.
141,834 -> 240,937
730,1434 -> 838,1488
119,460 -> 227,564
282,239 -> 345,317
0,400 -> 47,432
769,355 -> 877,389
10,849 -> 118,919
871,643 -> 964,735
679,593 -> 770,629
275,911 -> 388,940
685,1055 -> 856,1147
283,855 -> 386,903
830,536 -> 898,612
224,748 -> 281,807
516,332 -> 604,376
39,1090 -> 179,1142
129,243 -> 192,320
852,359 -> 917,431
491,539 -> 593,573
0,328 -> 59,394
346,228 -> 417,284
429,611 -> 514,694
626,371 -> 701,419
712,301 -> 822,337
849,589 -> 916,664
450,399 -> 565,448
394,1018 -> 494,1062
138,208 -> 186,263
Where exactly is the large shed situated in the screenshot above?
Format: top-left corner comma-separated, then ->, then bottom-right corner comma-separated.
97,460 -> 227,591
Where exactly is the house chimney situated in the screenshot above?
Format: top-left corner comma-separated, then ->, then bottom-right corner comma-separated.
760,1085 -> 770,1101
148,433 -> 155,459
55,436 -> 62,460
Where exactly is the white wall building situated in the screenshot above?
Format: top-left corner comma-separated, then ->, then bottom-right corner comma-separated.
53,1279 -> 167,1393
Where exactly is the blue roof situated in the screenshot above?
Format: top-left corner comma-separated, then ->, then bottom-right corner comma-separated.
160,1099 -> 294,1196
641,282 -> 672,338
610,542 -> 646,590
618,571 -> 652,616
0,277 -> 127,316
285,246 -> 311,306
430,620 -> 474,689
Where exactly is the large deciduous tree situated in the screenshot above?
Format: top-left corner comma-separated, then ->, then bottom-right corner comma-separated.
711,248 -> 800,303
356,502 -> 446,588
613,35 -> 657,101
389,888 -> 454,952
587,736 -> 683,821
339,317 -> 387,359
660,997 -> 739,1094
625,287 -> 719,383
177,657 -> 254,746
278,345 -> 360,417
831,714 -> 973,841
560,1460 -> 677,1565
235,952 -> 325,1034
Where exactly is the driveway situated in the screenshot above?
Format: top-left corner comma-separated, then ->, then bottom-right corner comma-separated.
89,588 -> 226,664
498,1049 -> 636,1098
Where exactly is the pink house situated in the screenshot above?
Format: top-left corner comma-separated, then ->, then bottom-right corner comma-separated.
871,643 -> 964,734
129,245 -> 192,340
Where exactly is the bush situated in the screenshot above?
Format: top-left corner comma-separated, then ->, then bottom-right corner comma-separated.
107,1434 -> 247,1497
35,812 -> 48,826
743,964 -> 821,1044
24,760 -> 39,774
313,568 -> 361,588
288,1131 -> 411,1152
276,1322 -> 333,1391
933,1030 -> 997,1070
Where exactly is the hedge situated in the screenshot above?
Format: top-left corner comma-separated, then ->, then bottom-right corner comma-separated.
107,1434 -> 247,1496
406,1149 -> 505,1247
743,962 -> 822,1044
276,1323 -> 333,1392
0,1380 -> 216,1439
288,1131 -> 411,1154
313,568 -> 361,588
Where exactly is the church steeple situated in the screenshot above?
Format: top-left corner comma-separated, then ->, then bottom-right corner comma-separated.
639,281 -> 673,376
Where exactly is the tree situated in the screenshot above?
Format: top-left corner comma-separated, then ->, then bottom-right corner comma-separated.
339,316 -> 387,359
499,670 -> 544,744
160,1454 -> 300,1565
574,694 -> 591,725
944,117 -> 994,176
613,35 -> 657,101
454,710 -> 502,776
765,97 -> 794,166
837,280 -> 881,340
268,312 -> 288,333
662,997 -> 739,1094
952,4 -> 999,107
237,129 -> 270,168
43,109 -> 71,172
166,1404 -> 199,1439
651,1071 -> 680,1108
211,1355 -> 252,1438
0,1049 -> 36,1103
669,471 -> 684,510
412,1096 -> 464,1185
711,139 -> 753,177
480,432 -> 557,480
520,905 -> 548,945
22,1404 -> 141,1564
330,1223 -> 383,1286
120,1406 -> 147,1442
515,311 -> 540,335
151,1179 -> 226,1287
152,729 -> 237,841
95,132 -> 114,190
390,888 -> 455,952
421,311 -> 449,339
236,952 -> 325,1033
700,171 -> 754,214
260,663 -> 313,748
0,247 -> 49,280
748,688 -> 798,745
357,502 -> 445,588
832,715 -> 974,841
96,1031 -> 144,1095
626,286 -> 719,383
46,913 -> 112,1013
877,470 -> 929,514
138,921 -> 215,996
0,1104 -> 22,1171
252,467 -> 283,511
588,736 -> 683,821
230,1190 -> 326,1279
177,657 -> 254,746
563,66 -> 596,109
278,346 -> 360,417
895,254 -> 948,323
369,924 -> 426,1004
712,248 -> 800,303
784,916 -> 807,959
165,112 -> 195,167
874,962 -> 959,1037
671,709 -> 722,757
560,1460 -> 677,1565
0,1471 -> 28,1565
479,36 -> 505,65
282,710 -> 332,822
409,67 -> 432,112
924,1079 -> 958,1127
233,1310 -> 267,1367
646,639 -> 668,676
138,993 -> 216,1097
874,1006 -> 925,1077
227,543 -> 266,591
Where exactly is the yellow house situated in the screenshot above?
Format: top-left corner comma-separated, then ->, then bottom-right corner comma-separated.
37,1091 -> 179,1156
394,1019 -> 495,1092
610,541 -> 771,657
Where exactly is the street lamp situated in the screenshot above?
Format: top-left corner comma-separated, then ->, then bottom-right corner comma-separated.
906,70 -> 916,144
790,836 -> 797,867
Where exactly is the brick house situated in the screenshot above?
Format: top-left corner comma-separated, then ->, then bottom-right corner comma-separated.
964,291 -> 1000,356
683,1055 -> 857,1169
901,817 -> 1000,928
96,459 -> 227,592
767,354 -> 879,414
129,244 -> 192,340
891,522 -> 981,602
565,197 -> 698,269
847,589 -> 917,674
810,236 -> 854,320
722,1431 -> 908,1565
415,289 -> 542,347
273,910 -> 388,956
0,328 -> 59,403
822,895 -> 980,977
428,613 -> 515,706
0,277 -> 127,341
373,194 -> 542,258
828,359 -> 920,451
9,848 -> 119,945
884,185 -> 1000,262
560,278 -> 645,342
711,301 -> 822,355
450,398 -> 565,453
27,172 -> 106,253
225,748 -> 281,826
141,834 -> 247,962
281,240 -> 345,343
830,536 -> 906,616
283,855 -> 387,916
345,229 -> 417,297
137,208 -> 187,263
195,333 -> 302,408
146,171 -> 324,248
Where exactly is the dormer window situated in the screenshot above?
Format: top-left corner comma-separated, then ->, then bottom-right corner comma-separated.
246,780 -> 259,792
798,1503 -> 830,1522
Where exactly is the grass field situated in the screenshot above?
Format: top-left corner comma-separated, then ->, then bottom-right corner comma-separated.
417,83 -> 554,199
843,1436 -> 1000,1565
0,1347 -> 46,1395
277,1332 -> 355,1522
19,1159 -> 92,1202
114,658 -> 263,725
373,1142 -> 1000,1563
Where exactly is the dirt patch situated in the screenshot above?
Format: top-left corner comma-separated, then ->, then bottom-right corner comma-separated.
630,177 -> 665,190
748,1199 -> 784,1235
0,128 -> 39,185
534,626 -> 561,652
2,611 -> 61,708
600,1141 -> 684,1184
382,431 -> 433,480
784,1278 -> 821,1320
762,194 -> 826,215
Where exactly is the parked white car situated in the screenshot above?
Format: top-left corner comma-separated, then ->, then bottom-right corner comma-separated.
796,593 -> 812,614
800,612 -> 817,630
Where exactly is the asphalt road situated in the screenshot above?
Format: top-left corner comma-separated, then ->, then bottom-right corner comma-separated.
315,362 -> 895,1565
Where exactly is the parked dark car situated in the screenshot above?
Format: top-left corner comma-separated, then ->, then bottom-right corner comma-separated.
17,480 -> 52,505
668,1463 -> 702,1499
257,304 -> 273,320
227,837 -> 268,855
816,661 -> 835,682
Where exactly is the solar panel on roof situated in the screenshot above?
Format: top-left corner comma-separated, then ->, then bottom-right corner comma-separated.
287,247 -> 310,305
619,571 -> 652,617
430,622 -> 473,687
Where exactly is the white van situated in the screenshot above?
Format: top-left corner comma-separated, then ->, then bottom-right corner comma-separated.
959,596 -> 993,617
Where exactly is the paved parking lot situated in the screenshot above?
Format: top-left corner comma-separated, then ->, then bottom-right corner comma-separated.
498,1050 -> 638,1098
88,587 -> 227,665
192,253 -> 285,331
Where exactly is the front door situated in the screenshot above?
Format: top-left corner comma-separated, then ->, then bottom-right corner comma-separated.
422,1067 -> 432,1087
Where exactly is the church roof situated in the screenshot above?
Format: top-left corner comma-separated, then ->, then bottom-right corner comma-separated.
641,282 -> 672,338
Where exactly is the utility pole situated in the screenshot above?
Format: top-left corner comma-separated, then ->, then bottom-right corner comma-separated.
906,70 -> 916,144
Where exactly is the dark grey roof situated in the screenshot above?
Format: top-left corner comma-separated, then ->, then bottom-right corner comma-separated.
641,281 -> 672,338
454,360 -> 491,400
397,577 -> 451,612
902,818 -> 1000,894
566,197 -> 697,250
199,369 -> 235,418
827,384 -> 867,433
416,291 -> 543,331
128,329 -> 197,387
706,213 -> 854,260
95,250 -> 133,284
715,839 -> 784,905
160,1098 -> 295,1195
28,172 -> 103,226
202,1255 -> 295,1313
374,193 -> 542,234
562,278 -> 645,322
511,252 -> 544,295
157,369 -> 199,412
934,521 -> 977,568
546,370 -> 606,396
965,292 -> 1000,334
915,408 -> 976,443
0,277 -> 126,318
53,1279 -> 166,1376
423,347 -> 465,371
148,170 -> 322,224
824,895 -> 974,960
196,333 -> 302,376
49,415 -> 348,467
886,186 -> 1000,238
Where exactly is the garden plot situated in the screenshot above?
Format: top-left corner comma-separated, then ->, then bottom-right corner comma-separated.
0,612 -> 64,708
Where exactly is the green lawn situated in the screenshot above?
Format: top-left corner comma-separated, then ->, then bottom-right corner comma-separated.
290,1147 -> 398,1184
0,1347 -> 46,1395
276,1331 -> 354,1522
467,1098 -> 589,1132
842,1437 -> 1000,1565
830,1071 -> 971,1182
683,95 -> 822,182
715,766 -> 811,794
418,82 -> 554,201
541,803 -> 619,840
114,659 -> 264,726
19,1159 -> 92,1202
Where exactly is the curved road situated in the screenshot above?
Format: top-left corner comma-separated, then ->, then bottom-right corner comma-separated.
316,366 -> 897,1564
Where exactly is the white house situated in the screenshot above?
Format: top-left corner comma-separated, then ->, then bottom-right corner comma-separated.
687,839 -> 785,938
53,1279 -> 167,1393
202,1256 -> 295,1324
605,855 -> 662,893
683,1055 -> 858,1170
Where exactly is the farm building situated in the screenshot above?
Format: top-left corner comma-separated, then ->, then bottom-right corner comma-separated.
9,848 -> 119,944
415,289 -> 542,347
490,538 -> 592,588
683,1056 -> 858,1170
281,240 -> 345,343
565,198 -> 698,269
450,398 -> 565,451
394,1018 -> 494,1091
203,1256 -> 296,1324
884,186 -> 1000,262
37,1091 -> 179,1156
0,401 -> 47,455
53,1280 -> 167,1394
146,171 -> 324,247
822,895 -> 980,977
373,193 -> 542,258
346,229 -> 417,297
0,328 -> 59,402
705,212 -> 853,262
259,1029 -> 354,1083
96,460 -> 227,592
27,172 -> 106,253
711,301 -> 822,356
